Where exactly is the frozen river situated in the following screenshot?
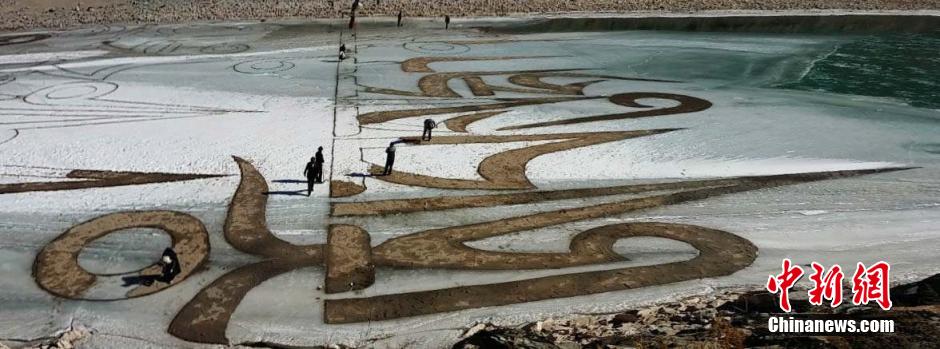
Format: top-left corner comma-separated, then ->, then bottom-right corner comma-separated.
1,17 -> 938,348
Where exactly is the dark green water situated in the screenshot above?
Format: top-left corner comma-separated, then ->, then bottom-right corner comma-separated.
781,33 -> 940,110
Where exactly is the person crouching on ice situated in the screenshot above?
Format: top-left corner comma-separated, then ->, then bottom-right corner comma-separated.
422,118 -> 437,141
142,248 -> 180,286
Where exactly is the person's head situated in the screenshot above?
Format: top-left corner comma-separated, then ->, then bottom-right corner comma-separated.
318,146 -> 323,151
311,156 -> 315,161
162,255 -> 172,265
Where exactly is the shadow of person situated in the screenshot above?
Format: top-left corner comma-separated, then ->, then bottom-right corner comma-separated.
264,190 -> 307,196
272,179 -> 307,184
346,172 -> 376,178
121,274 -> 161,287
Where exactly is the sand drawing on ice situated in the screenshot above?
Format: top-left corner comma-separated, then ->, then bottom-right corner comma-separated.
20,33 -> 915,346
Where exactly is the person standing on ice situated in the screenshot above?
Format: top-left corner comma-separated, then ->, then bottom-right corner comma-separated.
422,118 -> 437,141
397,10 -> 403,27
382,142 -> 396,175
304,156 -> 318,196
313,146 -> 325,183
348,0 -> 360,29
445,15 -> 451,29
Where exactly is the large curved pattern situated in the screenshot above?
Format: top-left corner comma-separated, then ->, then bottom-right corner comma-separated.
233,59 -> 296,75
0,169 -> 223,195
499,92 -> 714,130
327,223 -> 756,323
443,111 -> 507,132
403,42 -> 470,54
366,67 -> 674,98
24,81 -> 119,105
332,177 -> 739,216
368,167 -> 906,270
401,56 -> 556,73
359,91 -> 710,132
200,43 -> 251,54
169,157 -> 324,344
371,130 -> 678,190
358,96 -> 593,125
33,211 -> 209,300
30,157 -> 908,344
19,32 -> 919,347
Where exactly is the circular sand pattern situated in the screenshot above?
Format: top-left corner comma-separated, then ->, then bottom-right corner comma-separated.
33,211 -> 210,300
24,81 -> 118,105
233,59 -> 295,75
0,33 -> 51,46
403,41 -> 469,54
47,85 -> 101,99
199,43 -> 250,54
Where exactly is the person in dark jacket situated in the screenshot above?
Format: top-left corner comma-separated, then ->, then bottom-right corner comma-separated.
314,146 -> 325,183
444,15 -> 451,29
397,10 -> 403,27
304,156 -> 317,196
137,247 -> 180,286
422,118 -> 436,141
382,142 -> 396,175
157,248 -> 180,283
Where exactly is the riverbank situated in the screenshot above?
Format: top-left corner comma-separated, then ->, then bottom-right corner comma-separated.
3,0 -> 940,32
454,274 -> 940,349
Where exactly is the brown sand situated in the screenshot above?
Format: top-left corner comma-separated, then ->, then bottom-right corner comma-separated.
2,0 -> 937,31
33,210 -> 210,299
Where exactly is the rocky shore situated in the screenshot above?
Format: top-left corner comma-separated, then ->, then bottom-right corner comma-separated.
454,274 -> 940,349
2,0 -> 939,32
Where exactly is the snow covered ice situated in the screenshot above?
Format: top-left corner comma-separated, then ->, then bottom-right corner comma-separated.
0,19 -> 938,348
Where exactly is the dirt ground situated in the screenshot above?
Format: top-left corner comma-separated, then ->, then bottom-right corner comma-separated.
3,0 -> 939,31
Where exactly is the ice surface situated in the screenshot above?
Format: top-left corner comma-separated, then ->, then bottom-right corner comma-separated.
0,19 -> 938,348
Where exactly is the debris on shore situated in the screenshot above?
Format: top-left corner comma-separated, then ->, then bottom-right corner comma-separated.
454,274 -> 940,349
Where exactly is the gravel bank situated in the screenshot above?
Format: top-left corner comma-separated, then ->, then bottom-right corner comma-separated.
2,0 -> 939,32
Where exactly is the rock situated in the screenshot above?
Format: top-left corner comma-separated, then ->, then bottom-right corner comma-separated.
610,311 -> 639,327
460,322 -> 487,339
892,273 -> 940,306
718,291 -> 810,314
636,307 -> 657,320
452,327 -> 558,349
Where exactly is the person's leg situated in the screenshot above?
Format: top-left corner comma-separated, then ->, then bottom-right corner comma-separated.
307,179 -> 314,196
428,128 -> 432,141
